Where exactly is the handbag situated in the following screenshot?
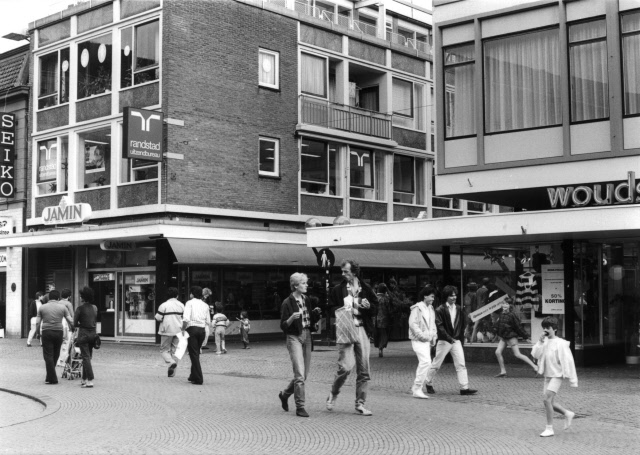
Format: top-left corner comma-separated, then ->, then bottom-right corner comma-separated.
174,331 -> 190,360
94,334 -> 101,349
335,307 -> 359,344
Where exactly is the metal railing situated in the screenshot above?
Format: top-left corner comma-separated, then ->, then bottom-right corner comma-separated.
300,95 -> 392,139
263,0 -> 431,54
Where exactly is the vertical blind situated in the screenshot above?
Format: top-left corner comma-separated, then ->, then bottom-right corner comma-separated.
301,53 -> 326,97
569,19 -> 608,122
484,28 -> 561,133
622,12 -> 640,115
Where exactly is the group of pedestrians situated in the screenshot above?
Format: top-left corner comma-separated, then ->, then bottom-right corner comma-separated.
32,287 -> 98,388
276,258 -> 577,437
155,286 -> 249,385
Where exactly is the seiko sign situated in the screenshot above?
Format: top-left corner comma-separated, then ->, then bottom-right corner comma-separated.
123,107 -> 163,162
100,240 -> 136,251
0,113 -> 16,198
42,197 -> 92,225
547,172 -> 639,208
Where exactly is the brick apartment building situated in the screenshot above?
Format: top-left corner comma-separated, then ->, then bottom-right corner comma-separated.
1,0 -> 497,342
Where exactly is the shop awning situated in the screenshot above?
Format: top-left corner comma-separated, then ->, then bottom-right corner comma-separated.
307,205 -> 640,251
167,238 -> 438,268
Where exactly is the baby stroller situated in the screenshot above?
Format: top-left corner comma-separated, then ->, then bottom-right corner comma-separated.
61,335 -> 83,381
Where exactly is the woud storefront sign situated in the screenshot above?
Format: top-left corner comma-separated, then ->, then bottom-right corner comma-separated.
0,113 -> 16,198
122,107 -> 163,162
547,171 -> 639,208
42,197 -> 92,225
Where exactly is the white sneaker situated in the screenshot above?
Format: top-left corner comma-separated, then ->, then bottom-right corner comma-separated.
355,404 -> 373,416
412,387 -> 429,399
564,411 -> 575,430
326,392 -> 337,411
540,428 -> 554,437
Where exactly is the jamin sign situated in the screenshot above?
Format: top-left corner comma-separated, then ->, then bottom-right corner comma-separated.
0,113 -> 16,198
122,107 -> 163,162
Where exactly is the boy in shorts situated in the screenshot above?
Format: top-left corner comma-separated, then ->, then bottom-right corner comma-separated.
531,317 -> 578,437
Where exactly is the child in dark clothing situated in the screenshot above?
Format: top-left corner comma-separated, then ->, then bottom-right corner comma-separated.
238,311 -> 251,349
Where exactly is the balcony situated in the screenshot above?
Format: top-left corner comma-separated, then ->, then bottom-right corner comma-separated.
262,0 -> 432,56
301,95 -> 392,140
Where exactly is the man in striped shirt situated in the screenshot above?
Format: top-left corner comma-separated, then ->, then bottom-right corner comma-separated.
182,286 -> 211,385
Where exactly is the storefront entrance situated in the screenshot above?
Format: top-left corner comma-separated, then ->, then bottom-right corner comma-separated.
90,270 -> 156,340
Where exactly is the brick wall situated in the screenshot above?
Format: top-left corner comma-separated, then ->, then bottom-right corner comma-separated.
162,0 -> 299,215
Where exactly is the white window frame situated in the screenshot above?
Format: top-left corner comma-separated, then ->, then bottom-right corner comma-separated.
120,18 -> 161,90
259,48 -> 280,90
37,47 -> 70,111
259,137 -> 280,177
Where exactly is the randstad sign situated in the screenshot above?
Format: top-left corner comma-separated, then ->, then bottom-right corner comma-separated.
547,172 -> 639,208
123,107 -> 163,162
42,197 -> 92,225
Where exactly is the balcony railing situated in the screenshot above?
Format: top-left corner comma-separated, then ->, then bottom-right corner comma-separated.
300,95 -> 392,140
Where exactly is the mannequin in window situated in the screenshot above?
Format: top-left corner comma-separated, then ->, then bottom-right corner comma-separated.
531,246 -> 549,273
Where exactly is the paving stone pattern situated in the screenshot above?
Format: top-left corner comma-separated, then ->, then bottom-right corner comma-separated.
0,338 -> 638,454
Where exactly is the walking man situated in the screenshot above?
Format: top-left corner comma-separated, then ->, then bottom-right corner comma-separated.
36,290 -> 74,384
326,259 -> 378,416
182,286 -> 211,385
278,273 -> 322,418
57,288 -> 75,366
425,285 -> 478,396
155,287 -> 184,378
27,292 -> 43,347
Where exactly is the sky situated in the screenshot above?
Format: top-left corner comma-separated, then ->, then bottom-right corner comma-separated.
0,0 -> 83,53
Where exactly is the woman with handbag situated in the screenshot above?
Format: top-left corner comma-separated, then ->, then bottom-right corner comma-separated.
409,285 -> 438,399
74,286 -> 99,388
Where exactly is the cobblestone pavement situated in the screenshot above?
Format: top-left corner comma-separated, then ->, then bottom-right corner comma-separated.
0,338 -> 638,454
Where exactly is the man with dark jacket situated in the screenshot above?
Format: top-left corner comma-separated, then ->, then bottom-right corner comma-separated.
326,259 -> 378,416
425,285 -> 478,396
278,273 -> 321,418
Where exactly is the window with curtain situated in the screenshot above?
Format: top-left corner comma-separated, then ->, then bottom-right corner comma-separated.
393,78 -> 413,117
484,28 -> 561,133
349,148 -> 384,201
121,19 -> 159,88
301,53 -> 327,98
569,19 -> 609,122
393,154 -> 424,204
259,49 -> 279,89
444,43 -> 475,138
622,11 -> 640,116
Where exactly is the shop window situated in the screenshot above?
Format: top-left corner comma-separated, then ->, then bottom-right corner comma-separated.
77,33 -> 113,99
38,48 -> 70,109
121,19 -> 159,89
301,53 -> 327,98
622,11 -> 640,116
393,79 -> 425,131
36,136 -> 68,195
259,49 -> 279,89
300,138 -> 341,196
393,155 -> 425,205
88,247 -> 125,268
78,127 -> 111,189
259,137 -> 279,177
444,43 -> 475,138
484,28 -> 561,133
350,148 -> 385,201
569,19 -> 609,122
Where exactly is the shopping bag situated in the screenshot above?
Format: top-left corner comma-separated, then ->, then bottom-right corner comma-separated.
335,307 -> 359,344
174,331 -> 190,360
